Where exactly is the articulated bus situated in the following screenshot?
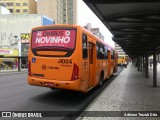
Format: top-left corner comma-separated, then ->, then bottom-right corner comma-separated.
28,24 -> 118,92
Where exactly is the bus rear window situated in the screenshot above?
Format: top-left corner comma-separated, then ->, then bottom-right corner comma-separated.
118,56 -> 124,59
31,29 -> 76,50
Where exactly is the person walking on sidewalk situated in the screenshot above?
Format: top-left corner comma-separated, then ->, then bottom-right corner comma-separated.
120,62 -> 123,69
124,61 -> 127,68
149,61 -> 152,69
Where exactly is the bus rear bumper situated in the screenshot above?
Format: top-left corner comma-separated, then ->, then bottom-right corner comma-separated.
28,76 -> 87,92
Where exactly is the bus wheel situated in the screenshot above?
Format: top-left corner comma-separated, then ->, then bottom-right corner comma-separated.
98,74 -> 104,87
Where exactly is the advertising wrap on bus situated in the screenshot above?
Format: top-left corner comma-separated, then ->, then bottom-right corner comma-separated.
32,30 -> 76,50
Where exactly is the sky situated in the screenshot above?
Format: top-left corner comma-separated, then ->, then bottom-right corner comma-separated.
34,0 -> 114,47
77,0 -> 114,47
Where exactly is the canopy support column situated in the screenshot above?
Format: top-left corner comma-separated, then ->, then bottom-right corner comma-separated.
142,57 -> 145,74
140,57 -> 142,72
145,54 -> 149,78
153,49 -> 157,87
137,57 -> 140,71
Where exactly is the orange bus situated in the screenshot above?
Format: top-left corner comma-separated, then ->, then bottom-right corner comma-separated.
28,24 -> 118,92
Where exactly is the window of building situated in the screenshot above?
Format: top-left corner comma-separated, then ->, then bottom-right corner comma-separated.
23,3 -> 28,6
9,9 -> 14,13
0,3 -> 6,7
23,9 -> 28,12
7,3 -> 13,6
16,9 -> 20,13
16,3 -> 20,6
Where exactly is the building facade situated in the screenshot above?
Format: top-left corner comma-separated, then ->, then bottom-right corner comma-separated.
37,0 -> 77,24
0,14 -> 53,69
0,0 -> 37,14
91,28 -> 104,40
115,43 -> 125,55
84,23 -> 105,40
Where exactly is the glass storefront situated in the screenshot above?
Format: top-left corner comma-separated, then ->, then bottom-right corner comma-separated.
0,49 -> 18,70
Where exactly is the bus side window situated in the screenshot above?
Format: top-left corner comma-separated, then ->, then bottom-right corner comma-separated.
113,50 -> 115,59
111,50 -> 115,59
99,43 -> 104,59
96,42 -> 99,59
104,46 -> 108,59
82,34 -> 88,59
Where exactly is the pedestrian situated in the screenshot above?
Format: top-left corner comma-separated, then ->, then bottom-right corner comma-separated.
124,61 -> 127,68
120,62 -> 123,69
150,61 -> 152,68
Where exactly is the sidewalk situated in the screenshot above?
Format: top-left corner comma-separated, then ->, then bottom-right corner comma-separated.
0,69 -> 27,76
81,63 -> 160,120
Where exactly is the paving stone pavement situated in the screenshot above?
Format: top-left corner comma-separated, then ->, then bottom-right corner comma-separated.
80,63 -> 160,120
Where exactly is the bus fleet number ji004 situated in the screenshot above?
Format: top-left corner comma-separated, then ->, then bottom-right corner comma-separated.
58,59 -> 72,64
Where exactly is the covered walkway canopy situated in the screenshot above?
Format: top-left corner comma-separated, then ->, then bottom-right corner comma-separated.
83,0 -> 160,87
83,0 -> 160,58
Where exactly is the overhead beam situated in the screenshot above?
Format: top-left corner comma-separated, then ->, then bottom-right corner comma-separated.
108,20 -> 160,23
104,12 -> 160,21
110,24 -> 160,30
84,0 -> 160,4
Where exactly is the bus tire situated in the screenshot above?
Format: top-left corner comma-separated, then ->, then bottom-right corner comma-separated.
98,73 -> 104,87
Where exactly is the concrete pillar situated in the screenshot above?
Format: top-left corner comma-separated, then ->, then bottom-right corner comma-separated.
145,54 -> 149,78
153,50 -> 157,87
137,57 -> 140,71
140,57 -> 142,72
137,58 -> 139,71
142,57 -> 145,74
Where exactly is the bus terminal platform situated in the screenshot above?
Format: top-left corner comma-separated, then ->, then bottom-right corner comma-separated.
81,63 -> 160,120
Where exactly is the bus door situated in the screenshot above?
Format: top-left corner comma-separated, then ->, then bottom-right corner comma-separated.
107,50 -> 111,78
88,43 -> 94,88
82,34 -> 89,89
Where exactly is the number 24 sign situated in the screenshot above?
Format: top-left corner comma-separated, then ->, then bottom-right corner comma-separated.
21,33 -> 31,44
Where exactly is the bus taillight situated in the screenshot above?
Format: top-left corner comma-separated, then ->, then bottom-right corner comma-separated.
28,61 -> 31,76
71,63 -> 79,80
